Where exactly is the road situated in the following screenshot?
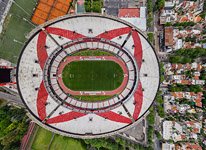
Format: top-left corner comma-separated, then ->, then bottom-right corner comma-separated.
0,91 -> 24,107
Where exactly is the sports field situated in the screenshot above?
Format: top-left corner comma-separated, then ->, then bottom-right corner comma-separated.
0,0 -> 37,63
62,61 -> 124,91
31,127 -> 86,150
31,127 -> 53,150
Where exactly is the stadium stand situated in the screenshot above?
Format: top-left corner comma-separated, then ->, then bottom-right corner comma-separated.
32,0 -> 72,25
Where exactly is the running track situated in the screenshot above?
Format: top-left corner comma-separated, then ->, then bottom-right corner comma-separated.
57,56 -> 129,95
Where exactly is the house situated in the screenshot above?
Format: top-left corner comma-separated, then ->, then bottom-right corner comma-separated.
104,0 -> 128,16
162,143 -> 175,150
175,143 -> 202,150
163,121 -> 184,142
163,91 -> 203,114
160,1 -> 177,24
164,94 -> 195,114
192,79 -> 205,85
164,27 -> 174,52
171,92 -> 203,108
163,120 -> 202,142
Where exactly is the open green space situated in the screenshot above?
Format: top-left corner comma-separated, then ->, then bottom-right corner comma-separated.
31,127 -> 53,150
31,128 -> 86,150
85,0 -> 103,13
72,49 -> 113,56
62,61 -> 124,91
30,126 -> 146,150
0,0 -> 37,63
147,32 -> 154,44
50,135 -> 85,150
169,48 -> 206,63
0,105 -> 29,150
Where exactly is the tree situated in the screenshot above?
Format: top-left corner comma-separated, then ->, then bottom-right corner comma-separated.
156,0 -> 165,10
0,105 -> 29,150
169,48 -> 206,63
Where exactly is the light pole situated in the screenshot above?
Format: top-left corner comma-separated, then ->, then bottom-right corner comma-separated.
13,39 -> 23,45
23,17 -> 36,27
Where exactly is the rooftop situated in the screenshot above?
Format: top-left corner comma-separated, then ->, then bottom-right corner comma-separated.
17,14 -> 159,138
118,8 -> 140,18
165,27 -> 174,46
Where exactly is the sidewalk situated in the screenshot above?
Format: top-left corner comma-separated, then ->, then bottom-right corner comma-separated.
20,122 -> 37,150
0,0 -> 13,34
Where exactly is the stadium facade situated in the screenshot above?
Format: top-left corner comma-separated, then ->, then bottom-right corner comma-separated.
17,14 -> 160,138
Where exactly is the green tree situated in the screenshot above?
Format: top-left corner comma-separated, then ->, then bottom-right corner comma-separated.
0,105 -> 29,150
156,0 -> 165,10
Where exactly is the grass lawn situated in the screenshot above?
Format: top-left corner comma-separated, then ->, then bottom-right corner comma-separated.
31,127 -> 86,150
62,61 -> 124,91
72,49 -> 113,56
85,0 -> 103,13
50,135 -> 86,150
31,128 -> 53,150
0,0 -> 37,63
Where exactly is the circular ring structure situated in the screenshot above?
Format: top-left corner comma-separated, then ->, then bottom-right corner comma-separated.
17,14 -> 160,138
43,37 -> 138,113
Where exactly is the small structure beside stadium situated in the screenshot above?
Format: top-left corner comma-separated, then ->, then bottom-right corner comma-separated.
0,59 -> 16,87
17,14 -> 160,138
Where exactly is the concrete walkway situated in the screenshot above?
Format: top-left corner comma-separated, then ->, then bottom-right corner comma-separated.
0,0 -> 13,34
0,91 -> 24,107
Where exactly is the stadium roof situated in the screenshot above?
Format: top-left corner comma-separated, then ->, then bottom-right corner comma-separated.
17,14 -> 159,138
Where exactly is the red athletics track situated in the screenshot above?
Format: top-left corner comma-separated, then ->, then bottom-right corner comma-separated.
57,56 -> 129,96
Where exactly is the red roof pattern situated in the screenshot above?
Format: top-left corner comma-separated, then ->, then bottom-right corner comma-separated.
118,8 -> 140,18
165,27 -> 173,46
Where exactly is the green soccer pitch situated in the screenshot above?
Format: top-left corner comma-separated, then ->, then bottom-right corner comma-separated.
62,60 -> 124,91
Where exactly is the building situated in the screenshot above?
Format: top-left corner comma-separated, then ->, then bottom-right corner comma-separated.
164,27 -> 174,52
163,121 -> 183,141
16,14 -> 160,138
162,142 -> 202,150
160,0 -> 204,25
160,1 -> 177,24
0,59 -> 16,87
104,0 -> 128,16
118,7 -> 147,31
162,143 -> 175,150
163,120 -> 202,142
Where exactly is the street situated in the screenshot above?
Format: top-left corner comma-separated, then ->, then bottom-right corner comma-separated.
0,91 -> 24,107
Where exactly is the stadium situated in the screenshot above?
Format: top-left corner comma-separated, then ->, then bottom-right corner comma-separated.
16,14 -> 160,138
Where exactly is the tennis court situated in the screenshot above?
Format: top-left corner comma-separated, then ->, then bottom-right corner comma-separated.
32,0 -> 72,25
